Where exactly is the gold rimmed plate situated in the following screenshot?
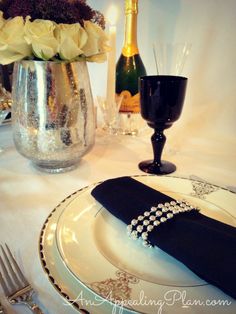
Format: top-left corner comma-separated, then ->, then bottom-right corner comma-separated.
39,175 -> 236,314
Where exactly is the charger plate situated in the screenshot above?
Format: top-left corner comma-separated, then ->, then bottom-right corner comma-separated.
39,175 -> 236,314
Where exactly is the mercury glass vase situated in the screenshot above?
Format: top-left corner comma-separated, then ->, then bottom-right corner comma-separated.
12,60 -> 95,173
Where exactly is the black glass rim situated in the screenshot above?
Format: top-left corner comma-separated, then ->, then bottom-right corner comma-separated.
139,75 -> 188,82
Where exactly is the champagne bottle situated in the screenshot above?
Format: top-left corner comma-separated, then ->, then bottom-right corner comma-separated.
116,0 -> 146,130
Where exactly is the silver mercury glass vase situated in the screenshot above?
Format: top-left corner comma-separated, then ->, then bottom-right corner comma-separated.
12,60 -> 95,173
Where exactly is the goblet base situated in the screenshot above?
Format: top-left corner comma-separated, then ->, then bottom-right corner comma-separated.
139,160 -> 176,175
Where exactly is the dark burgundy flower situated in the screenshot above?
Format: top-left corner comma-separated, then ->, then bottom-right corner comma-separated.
91,10 -> 105,29
72,1 -> 94,24
34,0 -> 76,23
0,0 -> 12,13
2,0 -> 35,19
0,0 -> 105,28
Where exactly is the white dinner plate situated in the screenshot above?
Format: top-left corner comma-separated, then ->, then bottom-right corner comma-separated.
39,175 -> 236,314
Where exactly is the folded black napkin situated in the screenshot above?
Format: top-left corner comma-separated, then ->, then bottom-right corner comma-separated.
91,176 -> 236,299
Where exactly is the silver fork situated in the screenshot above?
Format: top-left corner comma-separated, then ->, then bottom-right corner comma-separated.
0,244 -> 44,314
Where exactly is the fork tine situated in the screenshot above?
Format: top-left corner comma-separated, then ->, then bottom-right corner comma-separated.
0,245 -> 24,290
5,244 -> 28,287
0,245 -> 44,314
0,253 -> 16,295
0,269 -> 10,295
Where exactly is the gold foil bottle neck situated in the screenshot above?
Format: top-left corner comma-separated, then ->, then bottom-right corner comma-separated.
125,0 -> 138,14
122,0 -> 139,56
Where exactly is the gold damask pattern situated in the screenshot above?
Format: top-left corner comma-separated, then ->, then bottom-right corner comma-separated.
191,179 -> 219,199
90,270 -> 139,302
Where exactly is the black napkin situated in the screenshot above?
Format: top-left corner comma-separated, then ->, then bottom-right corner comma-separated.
91,176 -> 236,299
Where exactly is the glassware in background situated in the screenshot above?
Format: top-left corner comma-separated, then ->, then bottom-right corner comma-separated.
118,110 -> 146,135
97,95 -> 123,134
138,75 -> 187,175
0,84 -> 12,153
153,42 -> 191,75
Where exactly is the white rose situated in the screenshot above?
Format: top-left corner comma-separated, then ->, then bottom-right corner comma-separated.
0,16 -> 32,65
55,23 -> 88,60
0,11 -> 5,29
24,18 -> 58,60
82,21 -> 109,58
86,53 -> 107,63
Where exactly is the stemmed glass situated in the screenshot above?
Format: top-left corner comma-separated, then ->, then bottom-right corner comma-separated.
153,42 -> 191,76
97,95 -> 123,134
138,75 -> 187,175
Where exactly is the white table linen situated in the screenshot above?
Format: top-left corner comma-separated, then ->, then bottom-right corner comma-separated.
0,123 -> 235,314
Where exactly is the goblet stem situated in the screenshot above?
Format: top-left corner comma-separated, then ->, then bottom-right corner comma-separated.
138,127 -> 176,175
151,129 -> 166,166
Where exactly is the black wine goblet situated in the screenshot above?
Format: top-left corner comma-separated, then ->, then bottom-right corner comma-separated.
139,75 -> 187,175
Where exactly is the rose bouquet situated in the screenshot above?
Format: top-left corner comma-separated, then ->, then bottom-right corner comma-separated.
0,0 -> 109,65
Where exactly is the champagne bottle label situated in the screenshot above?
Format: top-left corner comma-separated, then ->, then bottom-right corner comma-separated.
117,90 -> 140,113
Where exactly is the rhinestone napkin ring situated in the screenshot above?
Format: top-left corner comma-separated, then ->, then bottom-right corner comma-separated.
127,200 -> 199,247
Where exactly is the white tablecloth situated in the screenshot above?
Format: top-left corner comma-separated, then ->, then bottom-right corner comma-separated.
0,123 -> 235,314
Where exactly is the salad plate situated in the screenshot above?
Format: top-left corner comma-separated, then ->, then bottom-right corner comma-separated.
39,175 -> 236,313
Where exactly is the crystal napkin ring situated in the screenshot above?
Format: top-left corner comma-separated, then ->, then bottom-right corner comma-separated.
127,200 -> 199,247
